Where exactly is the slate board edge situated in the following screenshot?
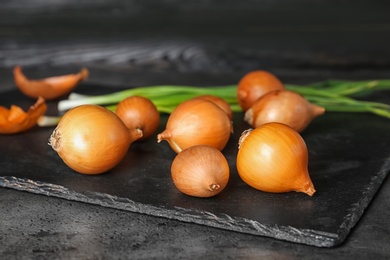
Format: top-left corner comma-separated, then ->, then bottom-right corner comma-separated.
335,156 -> 390,244
1,175 -> 365,248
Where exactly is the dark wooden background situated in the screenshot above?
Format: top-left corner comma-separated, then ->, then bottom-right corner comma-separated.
1,0 -> 390,91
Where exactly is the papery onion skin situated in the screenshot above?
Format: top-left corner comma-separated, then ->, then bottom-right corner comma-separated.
193,95 -> 233,120
157,99 -> 232,153
115,96 -> 160,140
14,66 -> 89,100
171,145 -> 230,198
0,96 -> 47,134
49,105 -> 142,175
237,70 -> 285,111
236,123 -> 316,196
244,90 -> 325,133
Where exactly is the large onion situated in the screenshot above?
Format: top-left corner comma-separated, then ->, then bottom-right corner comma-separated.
49,105 -> 142,174
236,122 -> 316,196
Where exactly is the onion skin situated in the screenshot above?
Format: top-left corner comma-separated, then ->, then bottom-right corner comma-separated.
237,70 -> 285,111
171,145 -> 230,198
157,99 -> 232,153
49,105 -> 142,175
115,96 -> 160,140
13,66 -> 89,100
0,96 -> 47,134
236,123 -> 316,196
244,90 -> 325,133
193,95 -> 233,120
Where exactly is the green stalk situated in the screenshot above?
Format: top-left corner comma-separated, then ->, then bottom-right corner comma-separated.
45,78 -> 390,128
37,115 -> 61,127
309,80 -> 350,88
306,96 -> 390,119
286,84 -> 354,99
58,85 -> 238,111
295,79 -> 390,96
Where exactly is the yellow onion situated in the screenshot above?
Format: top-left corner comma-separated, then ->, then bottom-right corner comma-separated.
49,105 -> 142,174
171,145 -> 230,198
157,99 -> 232,153
236,123 -> 316,196
193,94 -> 233,120
237,70 -> 285,111
115,96 -> 160,140
244,90 -> 325,133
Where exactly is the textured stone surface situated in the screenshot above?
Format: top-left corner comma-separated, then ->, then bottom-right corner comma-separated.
1,181 -> 389,259
1,83 -> 390,248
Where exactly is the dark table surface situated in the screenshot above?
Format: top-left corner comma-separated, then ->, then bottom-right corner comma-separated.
1,1 -> 390,259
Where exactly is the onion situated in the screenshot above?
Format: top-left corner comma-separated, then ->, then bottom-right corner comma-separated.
157,98 -> 232,153
115,96 -> 160,140
236,123 -> 316,196
193,94 -> 233,120
244,90 -> 325,132
49,105 -> 142,174
171,145 -> 230,197
237,70 -> 285,111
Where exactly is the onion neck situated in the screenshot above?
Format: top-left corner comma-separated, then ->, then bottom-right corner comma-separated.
304,185 -> 316,196
129,128 -> 143,142
238,128 -> 253,150
311,104 -> 326,117
157,131 -> 183,153
296,178 -> 316,196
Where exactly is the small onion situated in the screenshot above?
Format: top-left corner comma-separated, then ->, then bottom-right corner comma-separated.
237,70 -> 285,111
157,99 -> 232,153
244,90 -> 325,132
115,96 -> 160,140
171,145 -> 230,198
236,123 -> 316,196
49,105 -> 142,174
193,94 -> 233,120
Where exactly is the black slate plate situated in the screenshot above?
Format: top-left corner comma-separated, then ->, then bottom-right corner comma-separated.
1,85 -> 389,247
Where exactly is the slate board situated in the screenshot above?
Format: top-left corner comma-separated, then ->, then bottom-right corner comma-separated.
1,85 -> 390,247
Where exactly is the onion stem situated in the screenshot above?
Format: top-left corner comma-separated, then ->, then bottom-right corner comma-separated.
36,79 -> 390,127
37,115 -> 61,127
58,85 -> 238,111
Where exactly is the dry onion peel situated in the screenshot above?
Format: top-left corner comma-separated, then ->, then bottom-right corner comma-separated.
236,123 -> 316,196
0,96 -> 47,134
171,145 -> 230,198
49,105 -> 142,175
14,66 -> 89,100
